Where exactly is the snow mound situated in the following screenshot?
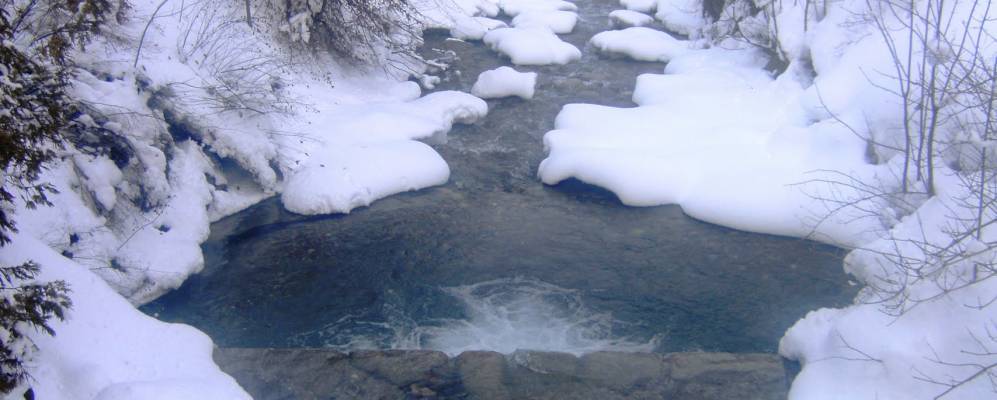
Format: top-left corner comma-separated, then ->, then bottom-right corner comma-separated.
0,234 -> 251,400
781,189 -> 997,399
511,10 -> 578,34
451,16 -> 508,40
538,47 -> 880,247
590,27 -> 689,62
483,27 -> 582,65
471,66 -> 538,99
498,0 -> 578,16
654,0 -> 703,36
609,10 -> 655,28
281,91 -> 488,215
621,0 -> 657,13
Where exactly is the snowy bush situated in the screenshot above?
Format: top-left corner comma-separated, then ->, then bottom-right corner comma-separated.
258,0 -> 426,65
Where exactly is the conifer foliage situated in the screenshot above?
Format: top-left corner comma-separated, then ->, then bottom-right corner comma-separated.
0,0 -> 113,390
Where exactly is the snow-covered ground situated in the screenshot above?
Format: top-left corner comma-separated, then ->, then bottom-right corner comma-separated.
2,0 -> 498,398
1,234 -> 252,399
6,0 -> 996,398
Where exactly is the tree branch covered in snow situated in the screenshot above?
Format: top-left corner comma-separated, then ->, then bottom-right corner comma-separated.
255,0 -> 427,64
770,0 -> 997,397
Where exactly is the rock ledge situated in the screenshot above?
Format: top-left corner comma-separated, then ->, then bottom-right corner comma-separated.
215,348 -> 788,399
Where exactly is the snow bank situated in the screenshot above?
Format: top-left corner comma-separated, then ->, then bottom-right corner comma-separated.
548,1 -> 997,399
589,27 -> 689,62
280,91 -> 488,215
781,187 -> 997,399
5,0 -> 493,396
483,27 -> 582,65
511,10 -> 578,34
31,0 -> 496,304
654,0 -> 703,35
471,66 -> 538,99
609,10 -> 655,28
538,44 -> 881,247
0,234 -> 250,399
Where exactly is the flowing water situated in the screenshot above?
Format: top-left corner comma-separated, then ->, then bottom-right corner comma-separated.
142,0 -> 857,355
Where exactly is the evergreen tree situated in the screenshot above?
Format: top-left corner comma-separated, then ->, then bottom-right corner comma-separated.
0,0 -> 116,392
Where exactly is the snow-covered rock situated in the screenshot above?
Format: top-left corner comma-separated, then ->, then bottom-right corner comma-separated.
590,27 -> 689,62
654,0 -> 703,36
280,91 -> 488,215
498,0 -> 578,16
483,27 -> 582,65
511,10 -> 578,34
609,10 -> 655,28
450,17 -> 508,40
538,46 -> 879,247
471,66 -> 538,99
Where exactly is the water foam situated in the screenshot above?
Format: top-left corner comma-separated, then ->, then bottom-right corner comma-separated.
292,277 -> 660,355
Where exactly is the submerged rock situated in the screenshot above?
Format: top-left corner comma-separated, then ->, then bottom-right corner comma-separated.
215,348 -> 788,399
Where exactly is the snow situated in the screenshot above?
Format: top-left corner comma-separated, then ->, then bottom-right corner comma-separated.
654,0 -> 703,36
538,42 -> 882,247
780,177 -> 997,399
280,90 -> 488,214
0,233 -> 251,400
9,0 -> 996,398
589,27 -> 690,62
2,0 -> 494,397
498,0 -> 578,16
609,10 -> 655,28
415,0 -> 505,40
621,0 -> 657,13
471,66 -> 538,99
450,17 -> 508,40
542,0 -> 997,398
27,0 -> 494,304
483,27 -> 582,65
511,10 -> 578,34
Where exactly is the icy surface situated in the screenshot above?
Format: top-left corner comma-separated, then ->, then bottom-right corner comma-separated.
471,66 -> 538,99
609,10 -> 655,28
483,27 -> 582,65
590,27 -> 689,62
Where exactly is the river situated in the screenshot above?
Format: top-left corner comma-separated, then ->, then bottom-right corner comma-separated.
142,0 -> 856,356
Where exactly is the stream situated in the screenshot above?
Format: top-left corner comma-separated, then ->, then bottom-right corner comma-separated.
142,0 -> 857,355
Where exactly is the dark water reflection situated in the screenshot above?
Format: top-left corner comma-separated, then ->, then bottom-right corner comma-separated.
142,0 -> 857,354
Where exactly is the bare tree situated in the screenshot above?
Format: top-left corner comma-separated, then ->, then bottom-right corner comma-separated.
796,0 -> 997,397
